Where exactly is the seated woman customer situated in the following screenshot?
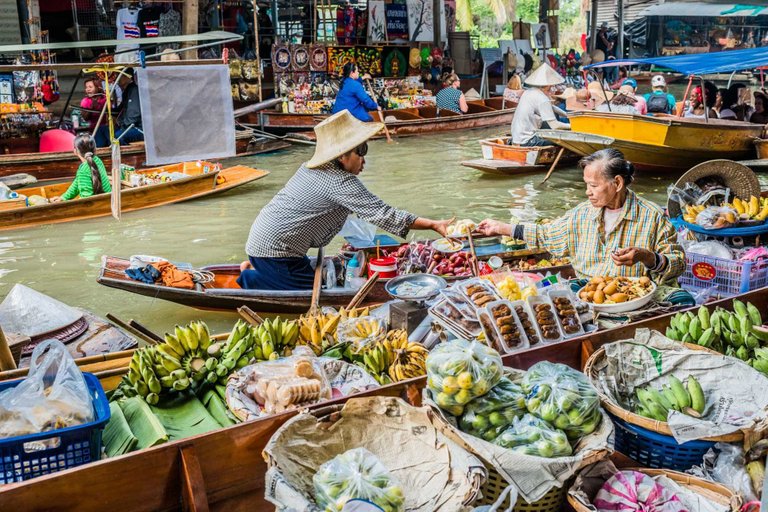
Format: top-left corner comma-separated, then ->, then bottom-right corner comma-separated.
238,110 -> 454,290
52,134 -> 112,202
331,63 -> 381,122
435,73 -> 468,114
477,148 -> 684,285
78,76 -> 107,129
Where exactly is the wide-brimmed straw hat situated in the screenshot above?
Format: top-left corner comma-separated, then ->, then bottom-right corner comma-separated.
667,159 -> 761,218
306,110 -> 384,168
524,64 -> 564,87
553,87 -> 576,100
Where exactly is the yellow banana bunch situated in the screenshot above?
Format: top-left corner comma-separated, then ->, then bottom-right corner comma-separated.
348,317 -> 386,341
339,306 -> 371,320
381,329 -> 409,363
388,340 -> 429,382
297,311 -> 342,355
730,196 -> 768,220
683,204 -> 705,224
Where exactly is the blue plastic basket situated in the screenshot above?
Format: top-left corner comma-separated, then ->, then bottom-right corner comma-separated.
0,372 -> 110,483
611,414 -> 714,472
678,252 -> 768,298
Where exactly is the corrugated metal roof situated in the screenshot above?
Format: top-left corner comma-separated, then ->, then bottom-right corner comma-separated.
640,2 -> 768,17
596,0 -> 656,27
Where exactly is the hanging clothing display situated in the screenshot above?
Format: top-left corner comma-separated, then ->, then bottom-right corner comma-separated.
138,5 -> 163,38
336,6 -> 356,45
158,8 -> 181,50
115,6 -> 141,63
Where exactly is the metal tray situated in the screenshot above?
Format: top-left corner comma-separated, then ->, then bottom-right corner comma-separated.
384,274 -> 447,302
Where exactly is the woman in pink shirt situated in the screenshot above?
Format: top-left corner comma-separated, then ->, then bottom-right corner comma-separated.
79,77 -> 107,129
620,79 -> 646,115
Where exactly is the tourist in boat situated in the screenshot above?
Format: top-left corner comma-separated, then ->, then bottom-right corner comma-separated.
435,73 -> 468,115
619,79 -> 646,114
238,110 -> 454,291
750,91 -> 768,124
51,134 -> 112,202
476,148 -> 684,285
95,68 -> 143,147
508,64 -> 570,147
684,86 -> 716,119
719,83 -> 753,121
595,89 -> 639,115
644,75 -> 676,114
330,62 -> 382,122
78,77 -> 106,130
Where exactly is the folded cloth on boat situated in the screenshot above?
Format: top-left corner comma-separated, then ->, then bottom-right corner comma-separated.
151,261 -> 195,289
125,265 -> 161,284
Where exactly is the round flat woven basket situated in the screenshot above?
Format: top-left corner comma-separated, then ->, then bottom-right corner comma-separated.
583,343 -> 742,443
566,467 -> 739,512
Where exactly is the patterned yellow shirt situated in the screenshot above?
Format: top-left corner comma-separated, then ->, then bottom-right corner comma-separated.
522,190 -> 685,285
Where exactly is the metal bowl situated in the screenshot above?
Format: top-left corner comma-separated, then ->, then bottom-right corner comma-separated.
384,274 -> 448,302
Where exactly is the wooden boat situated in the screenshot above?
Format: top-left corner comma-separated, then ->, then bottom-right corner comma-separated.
461,137 -> 579,176
250,98 -> 515,137
539,112 -> 763,171
2,285 -> 764,510
0,130 -> 289,181
0,162 -> 269,231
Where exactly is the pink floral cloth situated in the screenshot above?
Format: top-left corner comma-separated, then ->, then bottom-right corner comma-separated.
594,471 -> 688,512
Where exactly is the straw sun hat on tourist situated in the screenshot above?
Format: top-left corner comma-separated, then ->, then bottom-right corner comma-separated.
524,64 -> 564,87
667,159 -> 761,218
306,110 -> 384,168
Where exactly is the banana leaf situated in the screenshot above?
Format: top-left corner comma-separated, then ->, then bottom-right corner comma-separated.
149,394 -> 221,441
119,396 -> 169,450
201,389 -> 237,428
104,402 -> 138,457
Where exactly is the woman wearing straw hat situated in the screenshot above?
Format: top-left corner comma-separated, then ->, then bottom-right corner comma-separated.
238,110 -> 454,290
509,64 -> 571,147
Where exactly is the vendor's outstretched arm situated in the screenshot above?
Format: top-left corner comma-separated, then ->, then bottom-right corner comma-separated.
411,217 -> 455,236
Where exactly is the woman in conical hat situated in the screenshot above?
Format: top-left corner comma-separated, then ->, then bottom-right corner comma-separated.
239,110 -> 454,290
509,64 -> 571,147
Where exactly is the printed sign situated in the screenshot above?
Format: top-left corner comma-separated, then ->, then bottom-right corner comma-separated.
385,4 -> 408,41
692,262 -> 717,281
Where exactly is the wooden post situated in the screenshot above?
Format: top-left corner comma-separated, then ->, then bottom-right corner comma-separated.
589,0 -> 598,53
182,0 -> 199,60
432,0 -> 441,48
616,0 -> 624,58
179,445 -> 210,512
252,0 -> 263,101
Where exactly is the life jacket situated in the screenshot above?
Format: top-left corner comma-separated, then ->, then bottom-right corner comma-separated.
647,93 -> 670,113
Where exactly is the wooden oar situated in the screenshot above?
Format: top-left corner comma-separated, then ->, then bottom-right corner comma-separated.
128,319 -> 164,344
309,247 -> 325,316
106,313 -> 159,346
237,306 -> 264,326
542,147 -> 566,183
346,272 -> 380,310
365,79 -> 393,143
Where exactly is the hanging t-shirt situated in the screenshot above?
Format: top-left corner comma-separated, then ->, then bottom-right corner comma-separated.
116,7 -> 141,63
158,8 -> 182,50
138,6 -> 163,38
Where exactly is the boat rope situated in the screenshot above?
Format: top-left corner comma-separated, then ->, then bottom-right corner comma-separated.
189,269 -> 215,284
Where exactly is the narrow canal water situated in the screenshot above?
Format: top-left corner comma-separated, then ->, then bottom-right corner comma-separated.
2,126 -> 762,333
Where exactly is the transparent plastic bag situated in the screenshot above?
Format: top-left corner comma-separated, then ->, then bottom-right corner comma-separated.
458,378 -> 527,441
0,339 -> 93,439
426,339 -> 503,416
232,347 -> 332,415
492,413 -> 573,458
313,447 -> 405,512
689,443 -> 757,502
694,206 -> 738,230
521,361 -> 601,440
339,215 -> 377,245
336,316 -> 387,353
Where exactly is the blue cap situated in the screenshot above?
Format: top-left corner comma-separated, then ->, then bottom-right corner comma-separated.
622,78 -> 637,89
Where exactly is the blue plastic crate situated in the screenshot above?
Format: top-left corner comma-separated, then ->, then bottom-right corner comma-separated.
678,253 -> 768,298
611,414 -> 714,472
0,372 -> 110,483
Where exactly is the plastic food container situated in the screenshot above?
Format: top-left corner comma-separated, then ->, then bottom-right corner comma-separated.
429,299 -> 482,338
480,300 -> 529,354
547,289 -> 585,339
509,300 -> 542,346
526,295 -> 564,343
368,256 -> 398,279
458,278 -> 502,309
440,288 -> 477,320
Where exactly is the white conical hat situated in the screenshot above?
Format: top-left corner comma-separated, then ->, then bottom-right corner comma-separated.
306,110 -> 384,168
0,284 -> 83,338
524,63 -> 565,87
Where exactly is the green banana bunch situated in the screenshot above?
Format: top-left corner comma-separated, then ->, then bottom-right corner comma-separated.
633,375 -> 706,421
359,343 -> 391,385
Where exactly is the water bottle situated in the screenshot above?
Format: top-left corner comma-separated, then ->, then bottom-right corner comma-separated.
345,254 -> 360,288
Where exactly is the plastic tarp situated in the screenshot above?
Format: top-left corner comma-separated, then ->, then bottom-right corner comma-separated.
584,46 -> 768,75
0,284 -> 82,338
137,64 -> 235,165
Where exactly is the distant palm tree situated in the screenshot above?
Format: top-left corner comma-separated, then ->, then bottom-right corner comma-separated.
456,0 -> 511,29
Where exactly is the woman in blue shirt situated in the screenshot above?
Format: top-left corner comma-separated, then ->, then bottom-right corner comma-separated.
331,63 -> 381,122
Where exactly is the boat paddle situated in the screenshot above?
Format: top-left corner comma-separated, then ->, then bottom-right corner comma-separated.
542,147 -> 566,183
309,246 -> 325,316
365,79 -> 394,143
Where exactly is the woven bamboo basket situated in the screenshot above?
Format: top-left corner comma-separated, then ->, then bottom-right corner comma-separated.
566,467 -> 740,512
583,342 -> 743,443
475,465 -> 568,512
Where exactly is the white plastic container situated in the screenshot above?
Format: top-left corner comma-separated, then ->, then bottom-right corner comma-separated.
526,295 -> 564,343
546,289 -> 585,339
509,300 -> 542,346
480,300 -> 529,354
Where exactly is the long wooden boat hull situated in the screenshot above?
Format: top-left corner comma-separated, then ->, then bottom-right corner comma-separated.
461,159 -> 547,175
0,131 -> 288,181
252,98 -> 515,136
1,165 -> 269,231
542,112 -> 762,171
3,286 -> 765,511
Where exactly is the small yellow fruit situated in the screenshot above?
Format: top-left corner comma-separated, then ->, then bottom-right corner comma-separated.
442,376 -> 459,394
454,389 -> 473,405
457,371 -> 474,389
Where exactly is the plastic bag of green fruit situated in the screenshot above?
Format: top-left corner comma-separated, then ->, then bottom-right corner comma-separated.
426,339 -> 504,416
312,447 -> 404,512
458,378 -> 527,441
521,361 -> 601,440
493,413 -> 573,457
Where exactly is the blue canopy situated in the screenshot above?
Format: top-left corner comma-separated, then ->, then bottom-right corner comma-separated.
584,47 -> 768,76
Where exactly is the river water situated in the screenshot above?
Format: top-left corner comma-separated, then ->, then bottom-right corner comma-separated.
0,127 -> 735,334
